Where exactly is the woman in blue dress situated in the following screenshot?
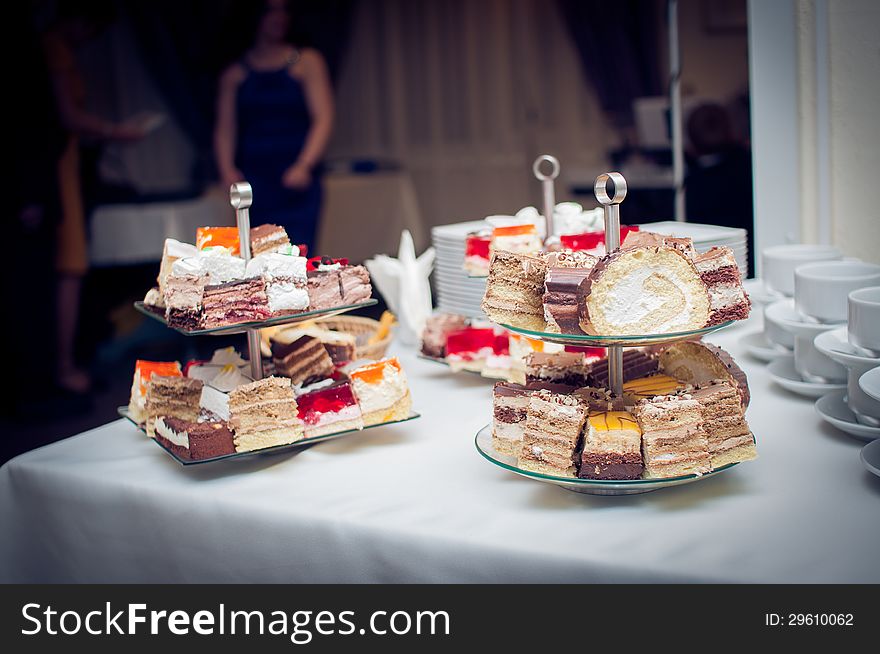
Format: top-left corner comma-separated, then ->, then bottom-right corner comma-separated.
214,0 -> 334,253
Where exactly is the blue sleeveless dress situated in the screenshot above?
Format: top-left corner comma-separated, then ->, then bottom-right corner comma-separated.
235,59 -> 322,253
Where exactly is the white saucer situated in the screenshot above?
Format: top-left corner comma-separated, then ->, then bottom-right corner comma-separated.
764,299 -> 846,336
814,326 -> 880,367
861,439 -> 880,477
743,279 -> 787,305
741,331 -> 792,362
815,390 -> 880,442
860,367 -> 880,403
768,356 -> 846,398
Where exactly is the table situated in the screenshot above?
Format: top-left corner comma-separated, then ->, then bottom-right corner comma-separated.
2,312 -> 878,583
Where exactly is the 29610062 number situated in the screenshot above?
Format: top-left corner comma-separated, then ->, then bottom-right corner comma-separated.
788,614 -> 853,626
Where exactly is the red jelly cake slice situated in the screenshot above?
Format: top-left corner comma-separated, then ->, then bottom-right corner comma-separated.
297,380 -> 364,438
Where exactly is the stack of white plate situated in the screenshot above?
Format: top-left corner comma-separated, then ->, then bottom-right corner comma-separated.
637,221 -> 749,275
431,221 -> 489,318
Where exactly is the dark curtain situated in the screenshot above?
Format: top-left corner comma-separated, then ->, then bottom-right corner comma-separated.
559,0 -> 663,128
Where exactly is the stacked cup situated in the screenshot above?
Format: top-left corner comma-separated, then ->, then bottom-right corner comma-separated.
759,245 -> 842,354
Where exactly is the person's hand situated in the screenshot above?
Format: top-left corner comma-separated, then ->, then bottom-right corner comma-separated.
221,168 -> 246,189
282,163 -> 312,190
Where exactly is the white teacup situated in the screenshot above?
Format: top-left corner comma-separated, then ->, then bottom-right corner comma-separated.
794,261 -> 880,324
762,244 -> 841,296
794,332 -> 847,383
848,286 -> 880,356
763,303 -> 794,349
847,362 -> 880,427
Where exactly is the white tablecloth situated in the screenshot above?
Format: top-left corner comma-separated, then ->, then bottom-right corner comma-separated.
2,313 -> 878,583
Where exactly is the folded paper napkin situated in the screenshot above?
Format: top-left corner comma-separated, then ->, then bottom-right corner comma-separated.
365,230 -> 435,346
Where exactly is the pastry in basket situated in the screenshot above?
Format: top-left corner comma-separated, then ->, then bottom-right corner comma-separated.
578,246 -> 710,335
196,226 -> 240,255
228,376 -> 304,452
297,380 -> 364,438
271,334 -> 335,385
128,360 -> 182,425
349,357 -> 412,426
481,250 -> 548,332
654,339 -> 750,408
154,417 -> 236,461
245,252 -> 309,314
634,394 -> 710,479
144,375 -> 203,438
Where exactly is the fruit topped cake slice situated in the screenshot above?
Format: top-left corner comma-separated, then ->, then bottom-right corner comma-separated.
420,313 -> 468,359
445,326 -> 497,372
297,380 -> 364,438
128,360 -> 182,424
349,357 -> 412,426
578,411 -> 643,480
464,231 -> 491,276
196,226 -> 240,255
491,223 -> 542,255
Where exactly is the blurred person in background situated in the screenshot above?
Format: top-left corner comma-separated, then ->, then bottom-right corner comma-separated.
43,1 -> 146,394
685,102 -> 755,276
215,0 -> 334,254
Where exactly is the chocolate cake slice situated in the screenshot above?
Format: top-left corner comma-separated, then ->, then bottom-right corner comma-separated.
144,375 -> 203,437
271,334 -> 335,385
542,251 -> 598,334
655,339 -> 750,407
154,416 -> 236,460
578,411 -> 643,480
201,277 -> 270,328
586,349 -> 659,388
525,351 -> 587,387
691,247 -> 751,325
339,265 -> 372,304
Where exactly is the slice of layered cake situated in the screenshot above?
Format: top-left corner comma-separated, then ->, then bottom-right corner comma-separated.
463,231 -> 491,276
586,349 -> 659,388
306,263 -> 344,310
228,376 -> 304,451
201,277 -> 271,328
490,223 -> 542,255
481,250 -> 548,331
542,250 -> 599,333
578,411 -> 643,480
655,339 -> 750,407
271,334 -> 335,385
349,357 -> 412,426
525,351 -> 587,388
578,246 -> 710,335
480,332 -> 513,380
688,381 -> 757,468
635,395 -> 710,478
691,247 -> 751,325
128,360 -> 182,424
245,252 -> 309,315
163,273 -> 208,331
154,417 -> 236,461
144,375 -> 203,437
420,313 -> 468,359
507,333 -> 564,384
196,226 -> 240,254
273,324 -> 356,366
519,389 -> 587,477
297,380 -> 364,438
621,229 -> 697,258
492,382 -> 531,457
158,238 -> 198,296
249,224 -> 290,256
174,248 -> 246,284
339,265 -> 372,304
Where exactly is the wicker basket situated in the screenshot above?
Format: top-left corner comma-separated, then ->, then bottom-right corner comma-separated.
316,315 -> 393,360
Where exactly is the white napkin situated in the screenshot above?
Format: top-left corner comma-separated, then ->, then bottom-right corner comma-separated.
365,230 -> 435,346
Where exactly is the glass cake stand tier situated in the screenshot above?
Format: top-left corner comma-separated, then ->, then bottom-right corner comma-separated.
134,299 -> 378,336
118,406 -> 420,466
499,320 -> 735,348
475,424 -> 742,496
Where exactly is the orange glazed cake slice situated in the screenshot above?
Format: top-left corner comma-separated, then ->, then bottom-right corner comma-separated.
228,376 -> 304,452
578,411 -> 643,480
349,357 -> 412,426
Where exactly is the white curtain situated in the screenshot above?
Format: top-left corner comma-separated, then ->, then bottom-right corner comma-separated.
327,0 -> 617,231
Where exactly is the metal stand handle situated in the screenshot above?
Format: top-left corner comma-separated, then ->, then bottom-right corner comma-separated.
533,155 -> 560,246
230,182 -> 263,381
594,173 -> 628,397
